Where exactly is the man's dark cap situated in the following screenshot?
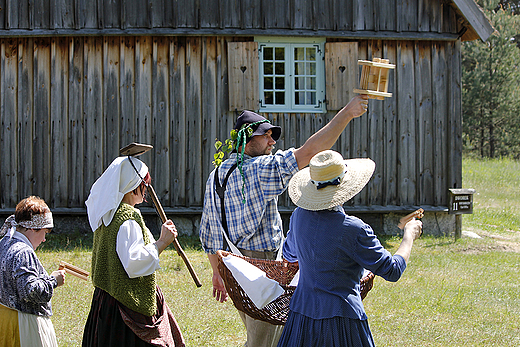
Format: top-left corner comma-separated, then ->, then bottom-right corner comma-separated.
234,110 -> 281,141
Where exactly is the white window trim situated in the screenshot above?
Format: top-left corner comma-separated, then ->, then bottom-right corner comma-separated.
255,37 -> 326,113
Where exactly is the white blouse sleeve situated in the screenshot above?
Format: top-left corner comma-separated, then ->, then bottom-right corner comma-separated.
116,219 -> 161,278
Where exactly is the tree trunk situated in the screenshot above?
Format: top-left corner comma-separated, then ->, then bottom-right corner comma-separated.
480,127 -> 485,158
489,121 -> 495,158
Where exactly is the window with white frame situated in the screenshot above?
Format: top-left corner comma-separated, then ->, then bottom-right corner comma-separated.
256,37 -> 326,113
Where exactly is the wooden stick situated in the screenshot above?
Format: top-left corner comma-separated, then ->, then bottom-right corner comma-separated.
59,261 -> 89,281
147,184 -> 203,288
397,208 -> 424,229
119,143 -> 202,287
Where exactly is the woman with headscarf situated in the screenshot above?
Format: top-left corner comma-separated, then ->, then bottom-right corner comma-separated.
0,196 -> 66,347
82,156 -> 185,347
277,150 -> 423,347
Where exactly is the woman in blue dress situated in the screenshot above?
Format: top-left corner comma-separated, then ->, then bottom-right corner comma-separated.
277,150 -> 423,347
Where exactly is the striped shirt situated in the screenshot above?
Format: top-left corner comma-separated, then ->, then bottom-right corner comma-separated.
199,149 -> 299,254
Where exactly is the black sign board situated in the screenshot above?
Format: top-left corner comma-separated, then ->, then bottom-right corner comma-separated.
448,188 -> 475,214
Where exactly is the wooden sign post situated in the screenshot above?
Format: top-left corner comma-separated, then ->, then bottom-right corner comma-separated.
353,58 -> 395,100
449,188 -> 476,240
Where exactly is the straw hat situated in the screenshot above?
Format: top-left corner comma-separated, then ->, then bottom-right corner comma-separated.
289,150 -> 375,211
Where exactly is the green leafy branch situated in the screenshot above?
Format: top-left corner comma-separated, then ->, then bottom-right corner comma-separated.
212,129 -> 238,167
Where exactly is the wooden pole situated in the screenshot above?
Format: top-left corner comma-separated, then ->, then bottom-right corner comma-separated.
147,184 -> 203,287
454,214 -> 462,240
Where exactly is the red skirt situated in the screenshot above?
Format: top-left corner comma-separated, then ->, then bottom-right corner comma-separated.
82,286 -> 185,347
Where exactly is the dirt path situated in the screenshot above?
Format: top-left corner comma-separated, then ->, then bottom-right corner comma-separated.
463,227 -> 520,253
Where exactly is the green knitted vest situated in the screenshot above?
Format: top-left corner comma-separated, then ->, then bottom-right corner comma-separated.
91,203 -> 157,316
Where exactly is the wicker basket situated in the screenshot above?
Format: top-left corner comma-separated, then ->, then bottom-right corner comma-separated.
216,250 -> 375,325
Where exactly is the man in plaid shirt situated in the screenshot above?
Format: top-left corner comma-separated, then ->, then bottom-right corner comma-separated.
199,94 -> 369,347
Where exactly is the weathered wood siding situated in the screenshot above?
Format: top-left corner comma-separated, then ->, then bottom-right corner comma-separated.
0,0 -> 461,38
0,35 -> 461,212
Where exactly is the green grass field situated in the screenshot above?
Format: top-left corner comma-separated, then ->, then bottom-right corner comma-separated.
37,158 -> 520,346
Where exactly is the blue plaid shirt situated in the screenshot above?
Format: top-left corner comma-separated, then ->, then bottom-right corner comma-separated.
199,149 -> 299,254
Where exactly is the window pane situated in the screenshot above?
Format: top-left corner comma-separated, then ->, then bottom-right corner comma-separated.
295,77 -> 305,90
294,47 -> 304,61
275,62 -> 285,75
308,91 -> 316,105
275,92 -> 285,105
275,77 -> 285,89
295,91 -> 305,105
275,47 -> 285,60
264,62 -> 273,75
294,62 -> 304,75
307,77 -> 316,90
306,48 -> 316,61
307,62 -> 316,75
264,91 -> 274,105
264,77 -> 273,90
263,47 -> 273,60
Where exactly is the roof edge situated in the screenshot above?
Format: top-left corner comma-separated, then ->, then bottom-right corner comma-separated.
451,0 -> 496,42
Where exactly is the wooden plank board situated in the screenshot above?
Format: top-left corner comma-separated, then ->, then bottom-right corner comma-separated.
448,40 -> 462,192
376,0 -> 397,32
170,37 -> 187,206
432,42 -> 448,206
216,37 -> 230,143
262,0 -> 290,29
324,42 -> 358,111
5,0 -> 28,29
415,41 -> 435,205
227,41 -> 258,111
67,37 -> 85,206
32,0 -> 50,28
173,0 -> 198,28
52,0 -> 75,28
103,36 -> 121,161
150,0 -> 174,27
18,38 -> 35,199
120,36 -> 136,147
382,40 -> 398,206
83,36 -> 104,188
398,0 -> 418,32
396,40 -> 416,205
315,0 -> 333,30
365,40 -> 384,206
134,36 -> 153,167
241,0 -> 263,29
33,38 -> 52,201
50,37 -> 69,207
1,39 -> 19,207
350,40 -> 368,206
152,36 -> 171,204
201,37 -> 218,188
186,36 -> 202,206
199,0 -> 220,28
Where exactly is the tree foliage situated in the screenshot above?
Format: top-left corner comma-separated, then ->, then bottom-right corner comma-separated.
462,0 -> 520,158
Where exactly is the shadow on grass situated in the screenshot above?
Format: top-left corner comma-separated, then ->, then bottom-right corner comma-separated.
41,232 -> 203,252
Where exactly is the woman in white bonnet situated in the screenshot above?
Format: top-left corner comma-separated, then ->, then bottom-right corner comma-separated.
277,150 -> 423,347
0,196 -> 65,347
82,156 -> 185,347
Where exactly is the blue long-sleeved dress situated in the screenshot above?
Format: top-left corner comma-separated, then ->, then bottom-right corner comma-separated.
277,206 -> 407,347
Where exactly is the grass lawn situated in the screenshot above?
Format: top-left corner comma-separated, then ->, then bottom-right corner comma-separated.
36,158 -> 520,346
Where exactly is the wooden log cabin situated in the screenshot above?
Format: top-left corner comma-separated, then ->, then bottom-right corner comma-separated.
0,0 -> 493,235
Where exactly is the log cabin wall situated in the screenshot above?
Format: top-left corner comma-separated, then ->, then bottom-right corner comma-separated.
0,0 -> 470,234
